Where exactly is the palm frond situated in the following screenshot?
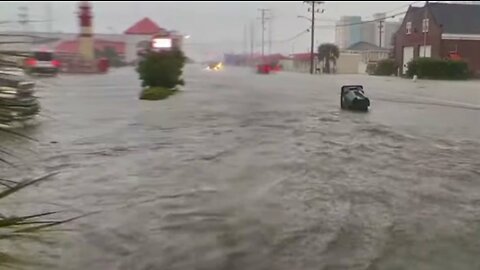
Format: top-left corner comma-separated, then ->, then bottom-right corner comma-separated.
0,212 -> 58,228
0,172 -> 58,200
0,252 -> 24,269
11,219 -> 74,234
0,128 -> 37,142
0,178 -> 19,184
0,156 -> 16,167
0,147 -> 16,159
13,211 -> 96,234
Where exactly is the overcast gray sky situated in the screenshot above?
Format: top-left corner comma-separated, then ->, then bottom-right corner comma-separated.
0,1 -> 423,57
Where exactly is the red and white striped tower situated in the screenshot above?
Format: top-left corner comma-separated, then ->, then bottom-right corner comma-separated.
78,1 -> 94,61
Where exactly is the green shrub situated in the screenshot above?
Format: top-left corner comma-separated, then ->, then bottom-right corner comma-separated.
366,63 -> 376,75
407,58 -> 470,80
373,59 -> 397,76
139,87 -> 178,101
136,49 -> 186,89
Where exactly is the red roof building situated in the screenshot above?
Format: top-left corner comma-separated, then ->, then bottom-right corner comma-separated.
124,17 -> 167,35
55,39 -> 126,56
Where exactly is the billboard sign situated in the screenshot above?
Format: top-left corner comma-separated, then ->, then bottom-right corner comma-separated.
152,38 -> 172,49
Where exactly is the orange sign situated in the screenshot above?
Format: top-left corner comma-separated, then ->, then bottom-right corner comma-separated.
449,52 -> 461,60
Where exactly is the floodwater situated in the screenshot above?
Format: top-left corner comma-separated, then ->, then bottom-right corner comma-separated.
3,65 -> 480,270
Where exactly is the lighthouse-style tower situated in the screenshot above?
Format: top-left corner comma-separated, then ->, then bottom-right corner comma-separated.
78,1 -> 94,61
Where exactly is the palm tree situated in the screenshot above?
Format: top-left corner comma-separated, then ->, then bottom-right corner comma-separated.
0,127 -> 90,268
0,68 -> 86,266
317,43 -> 340,74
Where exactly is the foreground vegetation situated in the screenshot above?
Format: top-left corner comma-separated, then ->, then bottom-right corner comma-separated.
317,43 -> 340,74
367,58 -> 471,80
407,58 -> 470,80
368,59 -> 397,76
136,49 -> 186,101
139,86 -> 178,101
0,128 -> 84,268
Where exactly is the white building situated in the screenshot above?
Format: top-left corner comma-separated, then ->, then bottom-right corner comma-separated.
335,16 -> 362,49
335,14 -> 401,49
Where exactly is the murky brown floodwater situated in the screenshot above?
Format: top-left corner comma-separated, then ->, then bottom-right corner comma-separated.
3,65 -> 480,270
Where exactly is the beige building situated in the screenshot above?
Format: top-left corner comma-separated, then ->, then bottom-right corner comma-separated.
279,53 -> 319,73
335,53 -> 362,74
345,41 -> 390,74
280,52 -> 362,74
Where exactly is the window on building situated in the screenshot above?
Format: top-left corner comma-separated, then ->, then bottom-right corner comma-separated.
422,19 -> 429,33
406,22 -> 412,34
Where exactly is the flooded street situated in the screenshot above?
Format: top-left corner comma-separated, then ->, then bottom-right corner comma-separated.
4,65 -> 480,270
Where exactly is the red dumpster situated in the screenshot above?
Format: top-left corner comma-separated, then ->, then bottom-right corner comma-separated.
257,64 -> 271,74
97,57 -> 109,73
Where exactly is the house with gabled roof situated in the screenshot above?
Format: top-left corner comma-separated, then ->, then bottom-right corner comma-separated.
394,2 -> 480,76
123,17 -> 175,64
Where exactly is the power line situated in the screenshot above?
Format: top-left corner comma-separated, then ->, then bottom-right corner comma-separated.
182,27 -> 308,47
313,2 -> 420,30
171,3 -> 424,55
363,1 -> 421,21
182,9 -> 407,48
272,28 -> 310,44
314,10 -> 409,29
182,7 -> 409,50
380,1 -> 421,15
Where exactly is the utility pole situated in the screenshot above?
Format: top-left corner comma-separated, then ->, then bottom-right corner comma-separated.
18,6 -> 29,33
250,21 -> 254,61
310,3 -> 315,74
243,24 -> 247,55
268,11 -> 273,55
258,8 -> 270,57
304,1 -> 324,74
46,2 -> 53,33
378,20 -> 384,48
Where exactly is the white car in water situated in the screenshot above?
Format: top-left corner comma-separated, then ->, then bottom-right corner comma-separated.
24,50 -> 60,77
